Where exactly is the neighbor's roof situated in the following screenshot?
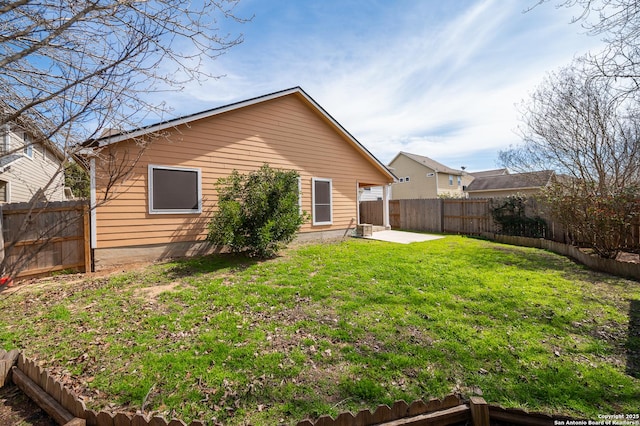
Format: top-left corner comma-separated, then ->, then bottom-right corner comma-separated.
468,168 -> 509,178
465,170 -> 554,192
389,151 -> 464,175
84,86 -> 396,181
0,153 -> 23,171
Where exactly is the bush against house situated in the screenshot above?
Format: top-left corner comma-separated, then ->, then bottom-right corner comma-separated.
208,164 -> 308,258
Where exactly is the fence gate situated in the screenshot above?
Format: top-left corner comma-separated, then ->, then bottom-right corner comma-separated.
1,200 -> 90,279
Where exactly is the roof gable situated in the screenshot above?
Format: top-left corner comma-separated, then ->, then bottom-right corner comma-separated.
88,87 -> 395,181
390,151 -> 463,175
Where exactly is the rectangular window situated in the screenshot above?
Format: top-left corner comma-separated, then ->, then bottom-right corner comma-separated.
22,132 -> 33,158
405,176 -> 410,182
457,176 -> 461,186
148,165 -> 201,214
0,181 -> 9,203
1,128 -> 8,154
399,178 -> 404,183
449,175 -> 453,186
312,178 -> 332,225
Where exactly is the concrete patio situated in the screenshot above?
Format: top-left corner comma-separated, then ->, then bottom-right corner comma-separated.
363,230 -> 444,244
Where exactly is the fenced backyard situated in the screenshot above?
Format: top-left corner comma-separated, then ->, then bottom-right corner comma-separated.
1,200 -> 90,279
1,236 -> 638,424
360,198 -> 639,248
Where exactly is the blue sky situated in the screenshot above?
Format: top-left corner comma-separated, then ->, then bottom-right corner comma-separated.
163,0 -> 604,172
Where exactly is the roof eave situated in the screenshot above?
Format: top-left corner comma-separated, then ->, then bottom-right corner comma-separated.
466,186 -> 543,193
89,87 -> 396,182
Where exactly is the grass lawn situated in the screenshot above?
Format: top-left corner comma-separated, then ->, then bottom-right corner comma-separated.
0,236 -> 639,425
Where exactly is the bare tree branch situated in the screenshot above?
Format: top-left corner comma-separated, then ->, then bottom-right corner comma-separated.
0,0 -> 249,278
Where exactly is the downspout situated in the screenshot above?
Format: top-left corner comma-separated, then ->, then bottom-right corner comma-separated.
78,147 -> 97,272
90,157 -> 96,252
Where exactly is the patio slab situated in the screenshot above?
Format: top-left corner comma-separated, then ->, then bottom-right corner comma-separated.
363,230 -> 444,244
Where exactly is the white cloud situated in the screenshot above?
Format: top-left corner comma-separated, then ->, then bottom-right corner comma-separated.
158,0 -> 606,170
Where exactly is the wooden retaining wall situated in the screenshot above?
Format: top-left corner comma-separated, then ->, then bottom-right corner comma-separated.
0,350 -> 204,426
1,350 -> 576,426
296,394 -> 567,426
487,234 -> 640,281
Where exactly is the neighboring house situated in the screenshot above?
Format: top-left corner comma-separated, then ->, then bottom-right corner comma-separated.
464,170 -> 555,198
83,87 -> 396,269
359,186 -> 384,201
0,123 -> 66,203
388,152 -> 473,199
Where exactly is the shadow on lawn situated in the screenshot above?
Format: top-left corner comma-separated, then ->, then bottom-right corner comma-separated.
627,299 -> 640,378
164,252 -> 259,279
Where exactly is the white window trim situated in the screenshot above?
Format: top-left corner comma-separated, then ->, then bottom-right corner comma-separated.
22,132 -> 34,159
0,180 -> 11,203
297,176 -> 302,215
312,177 -> 332,226
148,164 -> 202,214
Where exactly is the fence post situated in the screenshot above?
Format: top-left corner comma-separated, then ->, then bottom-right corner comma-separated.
469,396 -> 490,426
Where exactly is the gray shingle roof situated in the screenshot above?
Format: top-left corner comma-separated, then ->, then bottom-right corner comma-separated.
465,170 -> 554,192
468,168 -> 508,178
0,153 -> 23,170
396,152 -> 464,175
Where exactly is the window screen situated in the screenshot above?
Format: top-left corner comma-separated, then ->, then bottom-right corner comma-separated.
149,166 -> 201,213
312,178 -> 332,225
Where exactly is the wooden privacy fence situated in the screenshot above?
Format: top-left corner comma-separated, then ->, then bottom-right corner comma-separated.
361,198 -> 640,248
360,199 -> 498,235
1,200 -> 90,279
442,199 -> 496,235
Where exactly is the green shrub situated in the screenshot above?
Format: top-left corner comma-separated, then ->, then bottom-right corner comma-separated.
490,195 -> 547,238
207,164 -> 308,258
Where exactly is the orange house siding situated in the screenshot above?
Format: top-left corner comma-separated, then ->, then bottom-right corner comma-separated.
93,92 -> 392,252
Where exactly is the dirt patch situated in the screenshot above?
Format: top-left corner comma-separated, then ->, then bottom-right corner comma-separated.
0,385 -> 56,426
133,281 -> 185,299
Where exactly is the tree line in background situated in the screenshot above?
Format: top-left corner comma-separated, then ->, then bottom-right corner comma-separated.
500,0 -> 640,258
